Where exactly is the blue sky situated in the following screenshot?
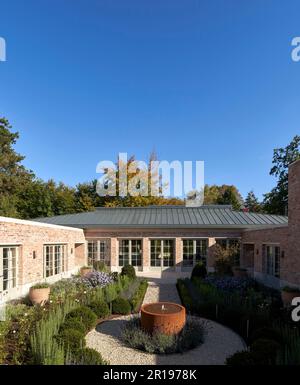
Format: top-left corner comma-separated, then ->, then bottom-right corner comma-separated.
1,0 -> 300,200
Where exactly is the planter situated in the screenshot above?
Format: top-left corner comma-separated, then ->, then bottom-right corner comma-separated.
233,268 -> 248,278
80,267 -> 93,277
29,287 -> 50,305
141,302 -> 186,335
281,289 -> 300,307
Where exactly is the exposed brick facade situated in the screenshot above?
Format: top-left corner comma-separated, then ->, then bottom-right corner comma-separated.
0,218 -> 86,302
241,159 -> 300,288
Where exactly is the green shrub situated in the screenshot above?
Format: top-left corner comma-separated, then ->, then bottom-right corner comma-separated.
191,262 -> 207,280
71,347 -> 107,365
104,284 -> 118,303
249,327 -> 283,345
130,280 -> 148,312
121,317 -> 205,354
112,297 -> 131,315
226,351 -> 256,366
93,261 -> 109,273
65,307 -> 97,332
88,300 -> 110,319
56,328 -> 85,353
31,282 -> 50,289
121,265 -> 136,280
59,319 -> 86,335
250,338 -> 281,365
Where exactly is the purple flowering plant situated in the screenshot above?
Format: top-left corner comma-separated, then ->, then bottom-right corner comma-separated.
82,271 -> 114,288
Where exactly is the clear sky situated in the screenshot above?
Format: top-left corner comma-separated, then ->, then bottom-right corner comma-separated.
1,0 -> 300,200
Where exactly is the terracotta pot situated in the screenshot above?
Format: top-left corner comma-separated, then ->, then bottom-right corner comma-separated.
29,287 -> 50,305
281,290 -> 300,307
141,302 -> 186,335
80,267 -> 92,277
233,268 -> 248,278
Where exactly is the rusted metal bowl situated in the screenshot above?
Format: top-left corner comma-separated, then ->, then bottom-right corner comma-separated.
141,302 -> 186,335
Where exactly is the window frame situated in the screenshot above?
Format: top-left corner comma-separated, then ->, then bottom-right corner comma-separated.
0,246 -> 18,292
182,239 -> 208,267
44,244 -> 66,278
118,239 -> 142,267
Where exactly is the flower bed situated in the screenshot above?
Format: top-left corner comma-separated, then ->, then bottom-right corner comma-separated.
0,266 -> 147,365
121,317 -> 205,354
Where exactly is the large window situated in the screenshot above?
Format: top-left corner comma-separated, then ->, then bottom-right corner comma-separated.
183,239 -> 208,267
119,240 -> 142,267
44,245 -> 66,277
150,240 -> 174,268
0,246 -> 17,291
87,240 -> 108,265
263,245 -> 280,278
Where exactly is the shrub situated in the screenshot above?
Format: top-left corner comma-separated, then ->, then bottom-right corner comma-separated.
56,328 -> 85,353
130,280 -> 148,312
121,317 -> 205,354
121,265 -> 136,280
93,261 -> 109,273
59,319 -> 86,335
249,327 -> 283,345
112,297 -> 131,315
226,351 -> 256,366
191,262 -> 207,280
71,347 -> 107,365
282,286 -> 300,293
65,307 -> 97,332
31,282 -> 50,289
250,338 -> 281,365
104,284 -> 118,303
88,300 -> 110,319
82,271 -> 114,288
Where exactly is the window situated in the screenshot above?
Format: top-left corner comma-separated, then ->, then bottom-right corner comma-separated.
263,245 -> 280,278
150,240 -> 174,267
0,246 -> 17,291
119,240 -> 142,267
183,239 -> 208,267
87,240 -> 108,265
44,245 -> 66,277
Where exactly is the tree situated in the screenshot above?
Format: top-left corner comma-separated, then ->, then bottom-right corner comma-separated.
0,118 -> 34,217
245,191 -> 262,212
204,184 -> 243,210
263,136 -> 300,215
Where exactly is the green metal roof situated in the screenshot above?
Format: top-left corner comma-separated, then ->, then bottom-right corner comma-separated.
34,205 -> 288,229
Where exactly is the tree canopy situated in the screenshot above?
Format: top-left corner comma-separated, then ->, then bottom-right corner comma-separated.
263,135 -> 300,215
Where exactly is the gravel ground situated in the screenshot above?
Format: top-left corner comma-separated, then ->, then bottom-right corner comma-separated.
86,281 -> 246,365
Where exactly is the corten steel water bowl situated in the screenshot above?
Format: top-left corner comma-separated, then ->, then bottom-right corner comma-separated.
141,302 -> 186,335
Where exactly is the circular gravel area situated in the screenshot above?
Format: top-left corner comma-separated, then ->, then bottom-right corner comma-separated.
86,315 -> 246,365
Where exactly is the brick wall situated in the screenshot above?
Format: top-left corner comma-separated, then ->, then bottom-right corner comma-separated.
0,217 -> 86,301
241,159 -> 300,288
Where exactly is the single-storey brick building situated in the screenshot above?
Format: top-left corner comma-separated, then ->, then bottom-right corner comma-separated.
1,159 -> 300,302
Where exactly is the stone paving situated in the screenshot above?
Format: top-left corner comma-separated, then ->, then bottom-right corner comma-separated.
86,279 -> 246,365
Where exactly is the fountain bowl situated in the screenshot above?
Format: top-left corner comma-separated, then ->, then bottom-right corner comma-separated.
141,302 -> 186,335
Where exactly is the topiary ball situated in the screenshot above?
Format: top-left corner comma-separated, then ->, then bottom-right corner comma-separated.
191,262 -> 207,280
112,297 -> 131,315
88,300 -> 110,319
121,265 -> 136,280
56,328 -> 85,353
65,306 -> 97,332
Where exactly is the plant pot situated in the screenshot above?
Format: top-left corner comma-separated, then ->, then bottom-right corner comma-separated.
233,268 -> 248,278
29,287 -> 50,305
281,290 -> 300,307
80,267 -> 92,277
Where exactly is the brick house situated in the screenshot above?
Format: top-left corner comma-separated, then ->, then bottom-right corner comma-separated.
1,159 -> 300,302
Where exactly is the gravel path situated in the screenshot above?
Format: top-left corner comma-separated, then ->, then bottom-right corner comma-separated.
86,281 -> 246,365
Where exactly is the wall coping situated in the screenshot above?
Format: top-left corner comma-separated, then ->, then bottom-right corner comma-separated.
0,216 -> 84,232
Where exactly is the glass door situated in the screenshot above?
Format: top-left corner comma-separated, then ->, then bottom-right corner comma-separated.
0,246 -> 17,292
150,240 -> 174,269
